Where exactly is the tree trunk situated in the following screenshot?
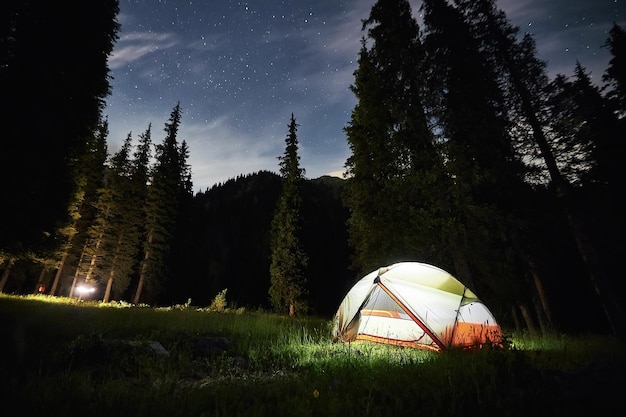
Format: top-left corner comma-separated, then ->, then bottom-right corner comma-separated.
69,244 -> 87,298
0,262 -> 12,293
511,305 -> 521,331
104,271 -> 114,303
49,216 -> 79,296
49,251 -> 69,296
518,303 -> 538,336
34,267 -> 47,294
507,230 -> 554,329
532,271 -> 553,333
134,258 -> 147,305
134,250 -> 149,304
104,233 -> 124,303
84,234 -> 103,281
561,201 -> 626,338
511,68 -> 626,339
532,293 -> 550,336
134,230 -> 153,305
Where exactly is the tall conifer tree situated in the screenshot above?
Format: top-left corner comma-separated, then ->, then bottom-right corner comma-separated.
422,0 -> 534,301
269,114 -> 308,316
48,119 -> 109,296
603,24 -> 626,116
545,64 -> 623,187
0,0 -> 120,257
344,0 -> 443,275
454,0 -> 626,337
134,103 -> 186,304
82,132 -> 144,302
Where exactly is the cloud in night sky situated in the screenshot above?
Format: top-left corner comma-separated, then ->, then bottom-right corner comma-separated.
103,0 -> 625,192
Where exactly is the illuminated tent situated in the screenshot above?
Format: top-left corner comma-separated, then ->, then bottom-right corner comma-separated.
332,262 -> 502,352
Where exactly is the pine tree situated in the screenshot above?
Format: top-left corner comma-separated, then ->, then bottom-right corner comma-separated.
344,0 -> 443,275
269,114 -> 308,316
48,119 -> 109,296
132,124 -> 153,201
66,119 -> 110,296
0,0 -> 120,257
178,140 -> 194,196
603,24 -> 626,116
421,0 -> 534,301
80,131 -> 144,302
454,0 -> 626,338
544,63 -> 626,318
165,137 -> 196,303
134,103 -> 185,304
544,64 -> 624,187
122,126 -> 152,301
451,0 -> 556,334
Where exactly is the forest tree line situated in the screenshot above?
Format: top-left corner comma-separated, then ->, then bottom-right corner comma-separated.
1,0 -> 625,337
341,0 -> 625,337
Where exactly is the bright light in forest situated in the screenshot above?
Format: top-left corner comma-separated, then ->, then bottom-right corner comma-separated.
76,285 -> 96,296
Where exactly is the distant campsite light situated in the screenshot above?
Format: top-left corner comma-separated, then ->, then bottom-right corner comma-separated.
76,285 -> 96,296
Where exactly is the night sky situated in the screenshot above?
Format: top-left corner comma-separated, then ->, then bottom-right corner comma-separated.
103,0 -> 625,192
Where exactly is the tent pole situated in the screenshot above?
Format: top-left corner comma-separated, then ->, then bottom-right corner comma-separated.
342,279 -> 380,340
448,286 -> 467,350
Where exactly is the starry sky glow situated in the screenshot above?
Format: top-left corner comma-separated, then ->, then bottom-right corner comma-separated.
104,0 -> 625,192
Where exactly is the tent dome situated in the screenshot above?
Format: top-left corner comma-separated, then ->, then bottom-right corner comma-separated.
332,262 -> 502,351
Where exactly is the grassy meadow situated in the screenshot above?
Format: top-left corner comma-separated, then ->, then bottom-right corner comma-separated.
1,293 -> 625,417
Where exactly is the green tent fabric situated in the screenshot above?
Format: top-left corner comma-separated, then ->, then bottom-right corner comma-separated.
332,262 -> 502,351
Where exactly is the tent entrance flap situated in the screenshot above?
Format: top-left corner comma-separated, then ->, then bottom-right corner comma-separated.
374,279 -> 445,351
350,282 -> 442,351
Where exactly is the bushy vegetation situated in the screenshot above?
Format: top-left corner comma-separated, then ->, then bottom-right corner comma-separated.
1,294 -> 624,417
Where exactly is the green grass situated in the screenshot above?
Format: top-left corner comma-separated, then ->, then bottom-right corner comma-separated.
1,293 -> 625,417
